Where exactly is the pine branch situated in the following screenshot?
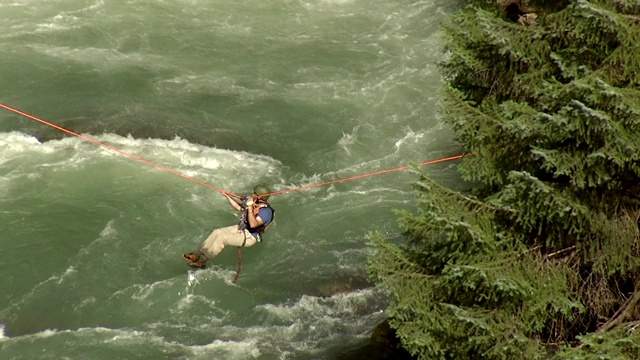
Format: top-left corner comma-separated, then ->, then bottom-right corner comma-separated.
545,245 -> 576,259
598,288 -> 640,333
369,234 -> 432,276
415,168 -> 509,213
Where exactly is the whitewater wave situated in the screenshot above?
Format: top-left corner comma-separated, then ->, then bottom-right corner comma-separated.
0,130 -> 285,192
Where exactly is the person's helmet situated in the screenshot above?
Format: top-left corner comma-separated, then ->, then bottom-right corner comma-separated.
253,184 -> 272,200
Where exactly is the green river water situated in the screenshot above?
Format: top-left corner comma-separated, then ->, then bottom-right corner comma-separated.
0,0 -> 463,359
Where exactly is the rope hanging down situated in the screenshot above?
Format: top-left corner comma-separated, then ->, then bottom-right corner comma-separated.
0,103 -> 472,198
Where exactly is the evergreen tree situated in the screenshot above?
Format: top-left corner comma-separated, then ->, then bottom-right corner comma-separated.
369,1 -> 640,359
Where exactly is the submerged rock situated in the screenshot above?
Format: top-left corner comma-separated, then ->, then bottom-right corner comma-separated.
335,319 -> 415,360
369,319 -> 415,360
314,273 -> 371,297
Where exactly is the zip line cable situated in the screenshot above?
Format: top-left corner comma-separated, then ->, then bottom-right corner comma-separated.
2,103 -> 472,283
1,103 -> 242,198
0,103 -> 472,198
266,153 -> 470,197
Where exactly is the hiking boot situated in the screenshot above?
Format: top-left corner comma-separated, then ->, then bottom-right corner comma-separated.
182,253 -> 206,269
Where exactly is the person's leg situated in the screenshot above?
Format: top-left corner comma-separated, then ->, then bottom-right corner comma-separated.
182,251 -> 207,268
183,226 -> 257,268
199,225 -> 257,259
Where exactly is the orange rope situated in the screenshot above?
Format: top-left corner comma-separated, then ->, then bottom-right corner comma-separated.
263,153 -> 472,198
234,247 -> 243,284
1,103 -> 472,198
0,103 -> 242,199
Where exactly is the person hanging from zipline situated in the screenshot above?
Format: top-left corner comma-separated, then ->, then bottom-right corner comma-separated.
182,184 -> 275,269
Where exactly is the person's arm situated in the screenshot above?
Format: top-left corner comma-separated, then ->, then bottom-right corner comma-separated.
245,208 -> 265,228
244,197 -> 265,228
224,193 -> 243,211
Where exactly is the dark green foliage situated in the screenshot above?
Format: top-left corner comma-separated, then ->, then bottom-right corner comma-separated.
369,0 -> 640,359
369,173 -> 583,359
441,0 -> 640,255
552,324 -> 640,359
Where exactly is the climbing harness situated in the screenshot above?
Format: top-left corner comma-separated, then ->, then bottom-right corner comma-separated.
236,199 -> 275,283
239,200 -> 275,238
